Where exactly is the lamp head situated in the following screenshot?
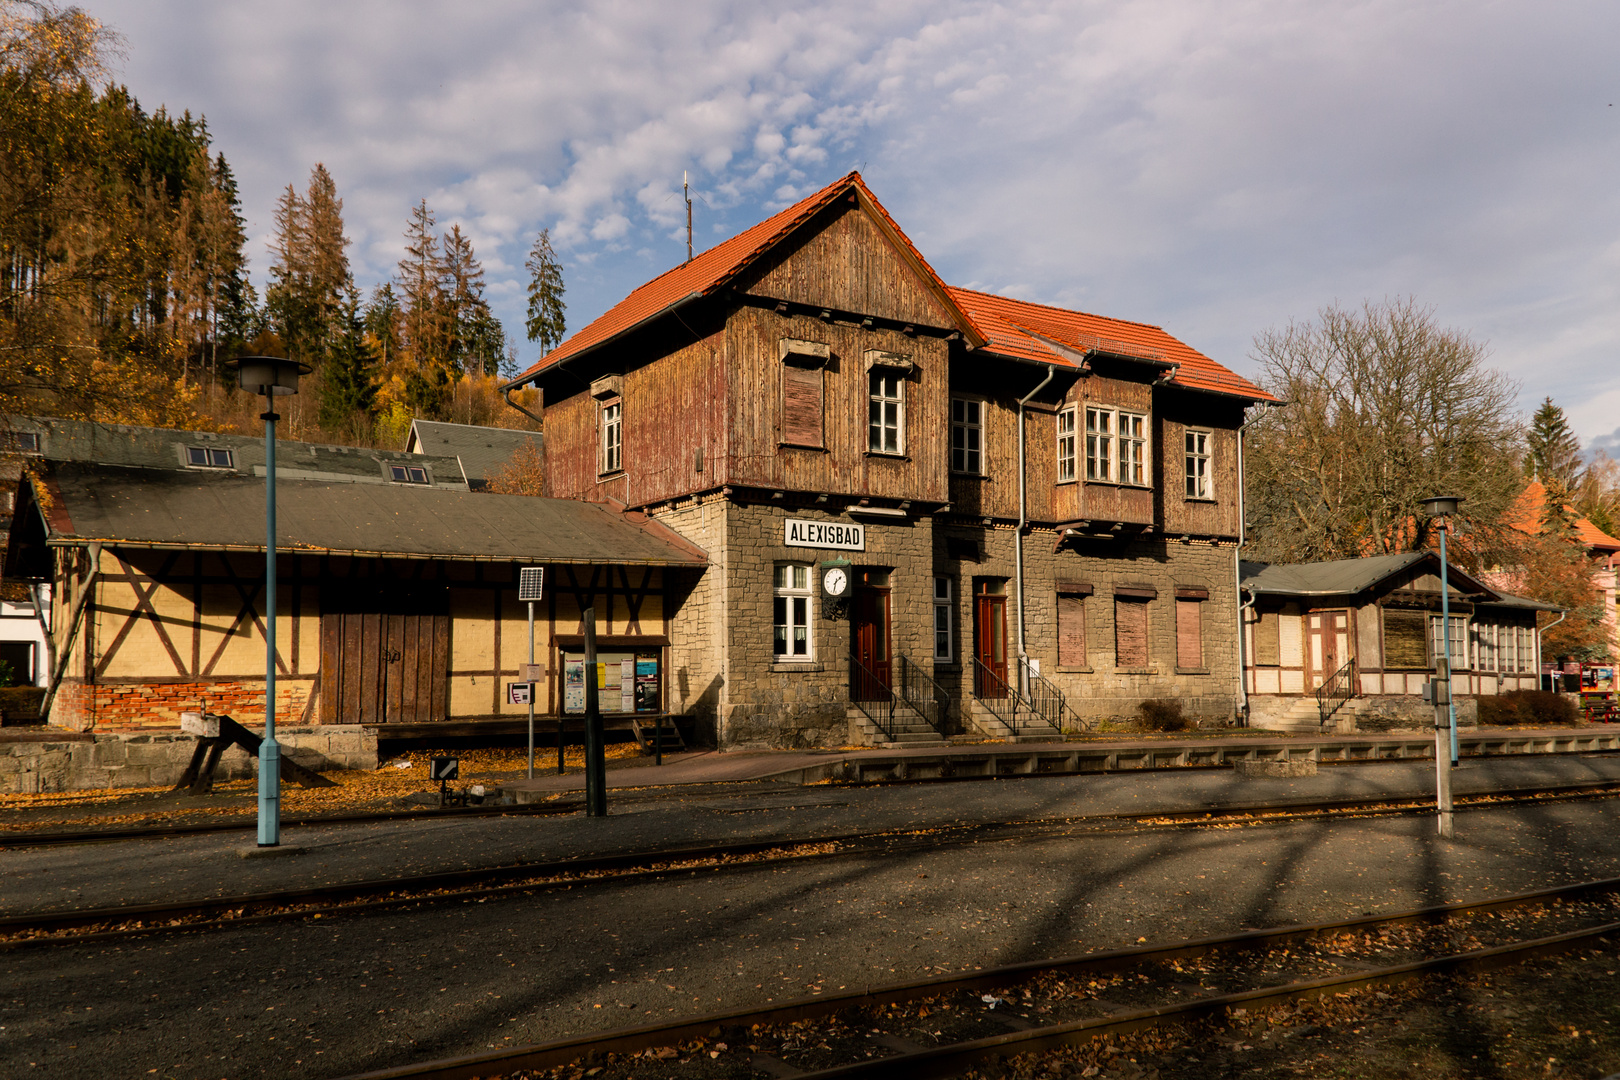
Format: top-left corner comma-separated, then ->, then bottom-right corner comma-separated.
229,355 -> 310,397
1420,495 -> 1462,519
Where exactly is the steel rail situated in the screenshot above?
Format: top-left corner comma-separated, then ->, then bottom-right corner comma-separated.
9,757 -> 1620,852
7,783 -> 1620,951
328,876 -> 1620,1080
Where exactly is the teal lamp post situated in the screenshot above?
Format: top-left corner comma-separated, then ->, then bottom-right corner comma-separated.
231,356 -> 310,847
1422,495 -> 1463,769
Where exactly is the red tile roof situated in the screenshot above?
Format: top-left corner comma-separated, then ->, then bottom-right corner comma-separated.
510,172 -> 1274,403
1505,478 -> 1620,553
946,287 -> 1274,401
511,172 -> 975,380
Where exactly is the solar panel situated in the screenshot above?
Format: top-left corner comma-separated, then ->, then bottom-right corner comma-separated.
519,566 -> 545,602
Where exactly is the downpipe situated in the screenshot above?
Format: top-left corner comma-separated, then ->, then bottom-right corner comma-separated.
1015,364 -> 1056,698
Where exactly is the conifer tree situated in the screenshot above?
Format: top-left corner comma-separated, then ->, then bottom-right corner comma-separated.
524,227 -> 566,355
396,199 -> 445,368
318,285 -> 376,434
266,164 -> 350,366
364,283 -> 401,365
1526,397 -> 1582,488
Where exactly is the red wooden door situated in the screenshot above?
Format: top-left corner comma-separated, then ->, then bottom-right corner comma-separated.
1305,609 -> 1352,691
975,594 -> 1008,697
851,587 -> 891,700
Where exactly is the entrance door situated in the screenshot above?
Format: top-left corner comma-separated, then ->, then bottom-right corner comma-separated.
319,583 -> 450,724
851,585 -> 891,700
975,590 -> 1008,697
1305,609 -> 1352,691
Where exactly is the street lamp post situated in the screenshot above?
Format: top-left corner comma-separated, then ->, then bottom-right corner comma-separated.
231,356 -> 310,848
1421,495 -> 1463,838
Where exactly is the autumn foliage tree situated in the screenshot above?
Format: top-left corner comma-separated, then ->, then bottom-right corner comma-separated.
0,0 -> 250,425
1244,298 -> 1524,567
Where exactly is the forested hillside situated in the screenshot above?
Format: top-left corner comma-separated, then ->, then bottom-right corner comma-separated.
0,1 -> 546,447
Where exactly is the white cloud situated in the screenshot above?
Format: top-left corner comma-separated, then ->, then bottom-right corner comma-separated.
88,0 -> 1620,433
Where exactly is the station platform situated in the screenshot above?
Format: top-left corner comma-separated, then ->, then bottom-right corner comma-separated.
494,724 -> 1620,800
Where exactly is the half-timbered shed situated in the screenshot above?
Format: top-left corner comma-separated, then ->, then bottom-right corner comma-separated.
1240,553 -> 1559,732
503,171 -> 1277,748
3,435 -> 705,740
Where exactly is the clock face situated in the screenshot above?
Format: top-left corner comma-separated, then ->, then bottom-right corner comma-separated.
823,568 -> 848,597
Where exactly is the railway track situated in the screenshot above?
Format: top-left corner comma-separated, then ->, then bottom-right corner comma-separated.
6,764 -> 1620,853
332,876 -> 1620,1080
5,781 -> 1620,951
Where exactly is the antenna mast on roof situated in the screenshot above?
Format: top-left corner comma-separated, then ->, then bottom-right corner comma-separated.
684,171 -> 693,263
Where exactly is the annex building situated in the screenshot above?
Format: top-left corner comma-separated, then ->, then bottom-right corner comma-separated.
503,172 -> 1277,748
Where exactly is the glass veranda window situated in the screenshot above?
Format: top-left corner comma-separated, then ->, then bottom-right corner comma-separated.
1056,408 -> 1077,482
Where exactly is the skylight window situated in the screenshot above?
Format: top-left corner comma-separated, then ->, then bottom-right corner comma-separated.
186,446 -> 233,469
390,465 -> 429,484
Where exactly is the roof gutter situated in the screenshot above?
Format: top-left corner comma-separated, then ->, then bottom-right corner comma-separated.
500,290 -> 706,395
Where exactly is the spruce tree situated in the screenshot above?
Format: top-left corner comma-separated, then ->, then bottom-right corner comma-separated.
524,227 -> 567,355
318,285 -> 376,433
1527,397 -> 1582,487
397,199 -> 445,369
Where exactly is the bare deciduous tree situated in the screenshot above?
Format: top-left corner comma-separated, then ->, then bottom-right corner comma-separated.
1244,298 -> 1524,566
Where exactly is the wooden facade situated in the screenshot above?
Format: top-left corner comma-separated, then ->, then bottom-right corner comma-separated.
512,173 -> 1271,745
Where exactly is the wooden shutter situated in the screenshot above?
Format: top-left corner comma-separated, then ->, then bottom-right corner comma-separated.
1115,597 -> 1148,667
1253,610 -> 1280,666
1176,598 -> 1203,669
1058,594 -> 1086,667
1383,608 -> 1428,669
782,364 -> 823,447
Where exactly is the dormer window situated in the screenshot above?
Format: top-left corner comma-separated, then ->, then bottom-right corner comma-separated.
390,465 -> 429,484
186,446 -> 234,469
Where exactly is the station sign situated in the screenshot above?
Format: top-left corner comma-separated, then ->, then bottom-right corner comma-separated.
783,518 -> 865,552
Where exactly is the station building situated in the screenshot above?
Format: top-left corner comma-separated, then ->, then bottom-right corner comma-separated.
0,419 -> 704,793
503,172 -> 1277,749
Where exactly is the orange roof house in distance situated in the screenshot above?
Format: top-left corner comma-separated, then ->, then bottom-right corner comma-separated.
505,172 -> 1276,749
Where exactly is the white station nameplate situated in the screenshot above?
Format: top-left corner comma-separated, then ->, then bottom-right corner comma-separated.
783,518 -> 865,552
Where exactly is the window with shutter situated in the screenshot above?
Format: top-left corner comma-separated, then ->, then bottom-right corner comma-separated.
782,364 -> 824,447
1253,610 -> 1280,666
1176,598 -> 1204,669
1115,597 -> 1149,667
1058,593 -> 1086,667
1382,609 -> 1428,669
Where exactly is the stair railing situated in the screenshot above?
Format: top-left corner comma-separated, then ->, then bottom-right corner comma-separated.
1020,660 -> 1087,734
895,653 -> 951,737
971,658 -> 1022,733
849,656 -> 900,742
1316,657 -> 1358,727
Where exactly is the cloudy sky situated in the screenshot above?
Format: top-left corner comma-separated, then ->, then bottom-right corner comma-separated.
89,0 -> 1620,447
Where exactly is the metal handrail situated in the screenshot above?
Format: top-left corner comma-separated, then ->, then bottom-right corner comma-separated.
1316,657 -> 1359,727
849,656 -> 900,741
971,657 -> 1021,732
896,653 -> 951,736
1020,661 -> 1087,734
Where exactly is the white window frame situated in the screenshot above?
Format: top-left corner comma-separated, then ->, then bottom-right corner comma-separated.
773,564 -> 814,661
950,398 -> 981,474
933,576 -> 955,661
1056,406 -> 1077,483
1184,429 -> 1212,499
600,399 -> 622,475
1428,614 -> 1469,669
1083,406 -> 1149,485
868,370 -> 904,455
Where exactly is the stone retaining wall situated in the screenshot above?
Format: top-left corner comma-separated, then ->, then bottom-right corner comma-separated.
0,726 -> 376,794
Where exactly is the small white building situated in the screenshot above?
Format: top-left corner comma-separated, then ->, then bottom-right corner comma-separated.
0,582 -> 49,687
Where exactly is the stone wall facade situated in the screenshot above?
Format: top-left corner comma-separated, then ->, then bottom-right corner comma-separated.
651,495 -> 1242,748
0,725 -> 377,794
50,679 -> 314,733
934,526 -> 1241,724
